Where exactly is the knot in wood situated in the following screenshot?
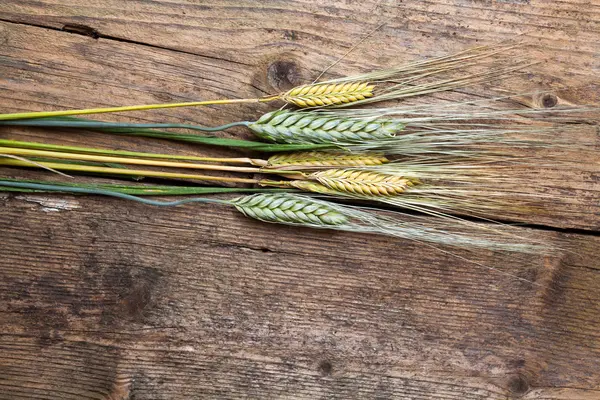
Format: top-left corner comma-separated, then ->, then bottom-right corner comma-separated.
541,93 -> 558,108
267,60 -> 302,92
507,374 -> 530,396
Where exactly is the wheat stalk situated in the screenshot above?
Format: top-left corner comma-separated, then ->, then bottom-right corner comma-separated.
4,137 -> 591,225
0,143 -> 392,184
0,118 -> 327,153
0,178 -> 284,195
0,151 -> 418,209
266,151 -> 388,168
0,44 -> 526,120
0,180 -> 551,267
9,100 -> 595,159
0,146 -> 273,173
0,158 -> 264,184
0,139 -> 266,165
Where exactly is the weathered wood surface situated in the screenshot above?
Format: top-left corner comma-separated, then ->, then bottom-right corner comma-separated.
0,1 -> 599,399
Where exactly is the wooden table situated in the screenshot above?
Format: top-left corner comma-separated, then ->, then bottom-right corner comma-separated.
1,1 -> 599,399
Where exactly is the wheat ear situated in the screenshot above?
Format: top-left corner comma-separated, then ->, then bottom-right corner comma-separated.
266,151 -> 388,169
280,82 -> 375,108
230,193 -> 349,226
0,181 -> 550,265
248,110 -> 404,144
304,169 -> 419,196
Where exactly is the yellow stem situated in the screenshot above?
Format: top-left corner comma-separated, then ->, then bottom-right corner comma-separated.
0,139 -> 267,165
0,95 -> 281,121
0,146 -> 265,173
0,159 -> 260,184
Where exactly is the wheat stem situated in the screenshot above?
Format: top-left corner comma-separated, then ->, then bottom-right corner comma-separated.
0,45 -> 524,120
0,180 -> 549,262
0,118 -> 250,133
0,142 -> 389,176
0,117 -> 328,152
0,139 -> 267,165
0,146 -> 271,173
0,180 -> 232,206
0,98 -> 277,121
0,155 -> 313,186
0,178 -> 286,195
0,158 -> 261,184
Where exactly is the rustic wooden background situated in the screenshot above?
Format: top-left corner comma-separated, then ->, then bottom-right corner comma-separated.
1,1 -> 600,399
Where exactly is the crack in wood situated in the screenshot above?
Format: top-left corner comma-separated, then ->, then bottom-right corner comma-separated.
0,17 -> 253,67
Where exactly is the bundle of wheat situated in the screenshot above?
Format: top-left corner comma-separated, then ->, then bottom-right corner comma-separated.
0,43 -> 597,284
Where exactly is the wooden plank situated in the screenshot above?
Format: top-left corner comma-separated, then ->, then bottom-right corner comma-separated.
0,1 -> 599,399
0,194 -> 599,399
2,0 -> 600,92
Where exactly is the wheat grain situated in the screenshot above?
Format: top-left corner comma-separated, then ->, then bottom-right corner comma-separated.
266,151 -> 388,168
248,110 -> 404,144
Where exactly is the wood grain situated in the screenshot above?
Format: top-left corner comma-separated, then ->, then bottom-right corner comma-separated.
0,1 -> 599,399
1,194 -> 599,399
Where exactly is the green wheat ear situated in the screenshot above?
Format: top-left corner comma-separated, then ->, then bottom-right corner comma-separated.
247,110 -> 405,144
230,193 -> 349,226
0,181 -> 552,274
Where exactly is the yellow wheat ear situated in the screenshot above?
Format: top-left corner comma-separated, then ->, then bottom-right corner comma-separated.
0,44 -> 525,120
280,168 -> 420,197
280,82 -> 375,107
309,168 -> 418,196
266,151 -> 388,169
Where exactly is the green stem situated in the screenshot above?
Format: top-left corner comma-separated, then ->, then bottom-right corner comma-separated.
0,117 -> 331,152
0,117 -> 250,133
0,180 -> 233,206
0,178 -> 291,195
